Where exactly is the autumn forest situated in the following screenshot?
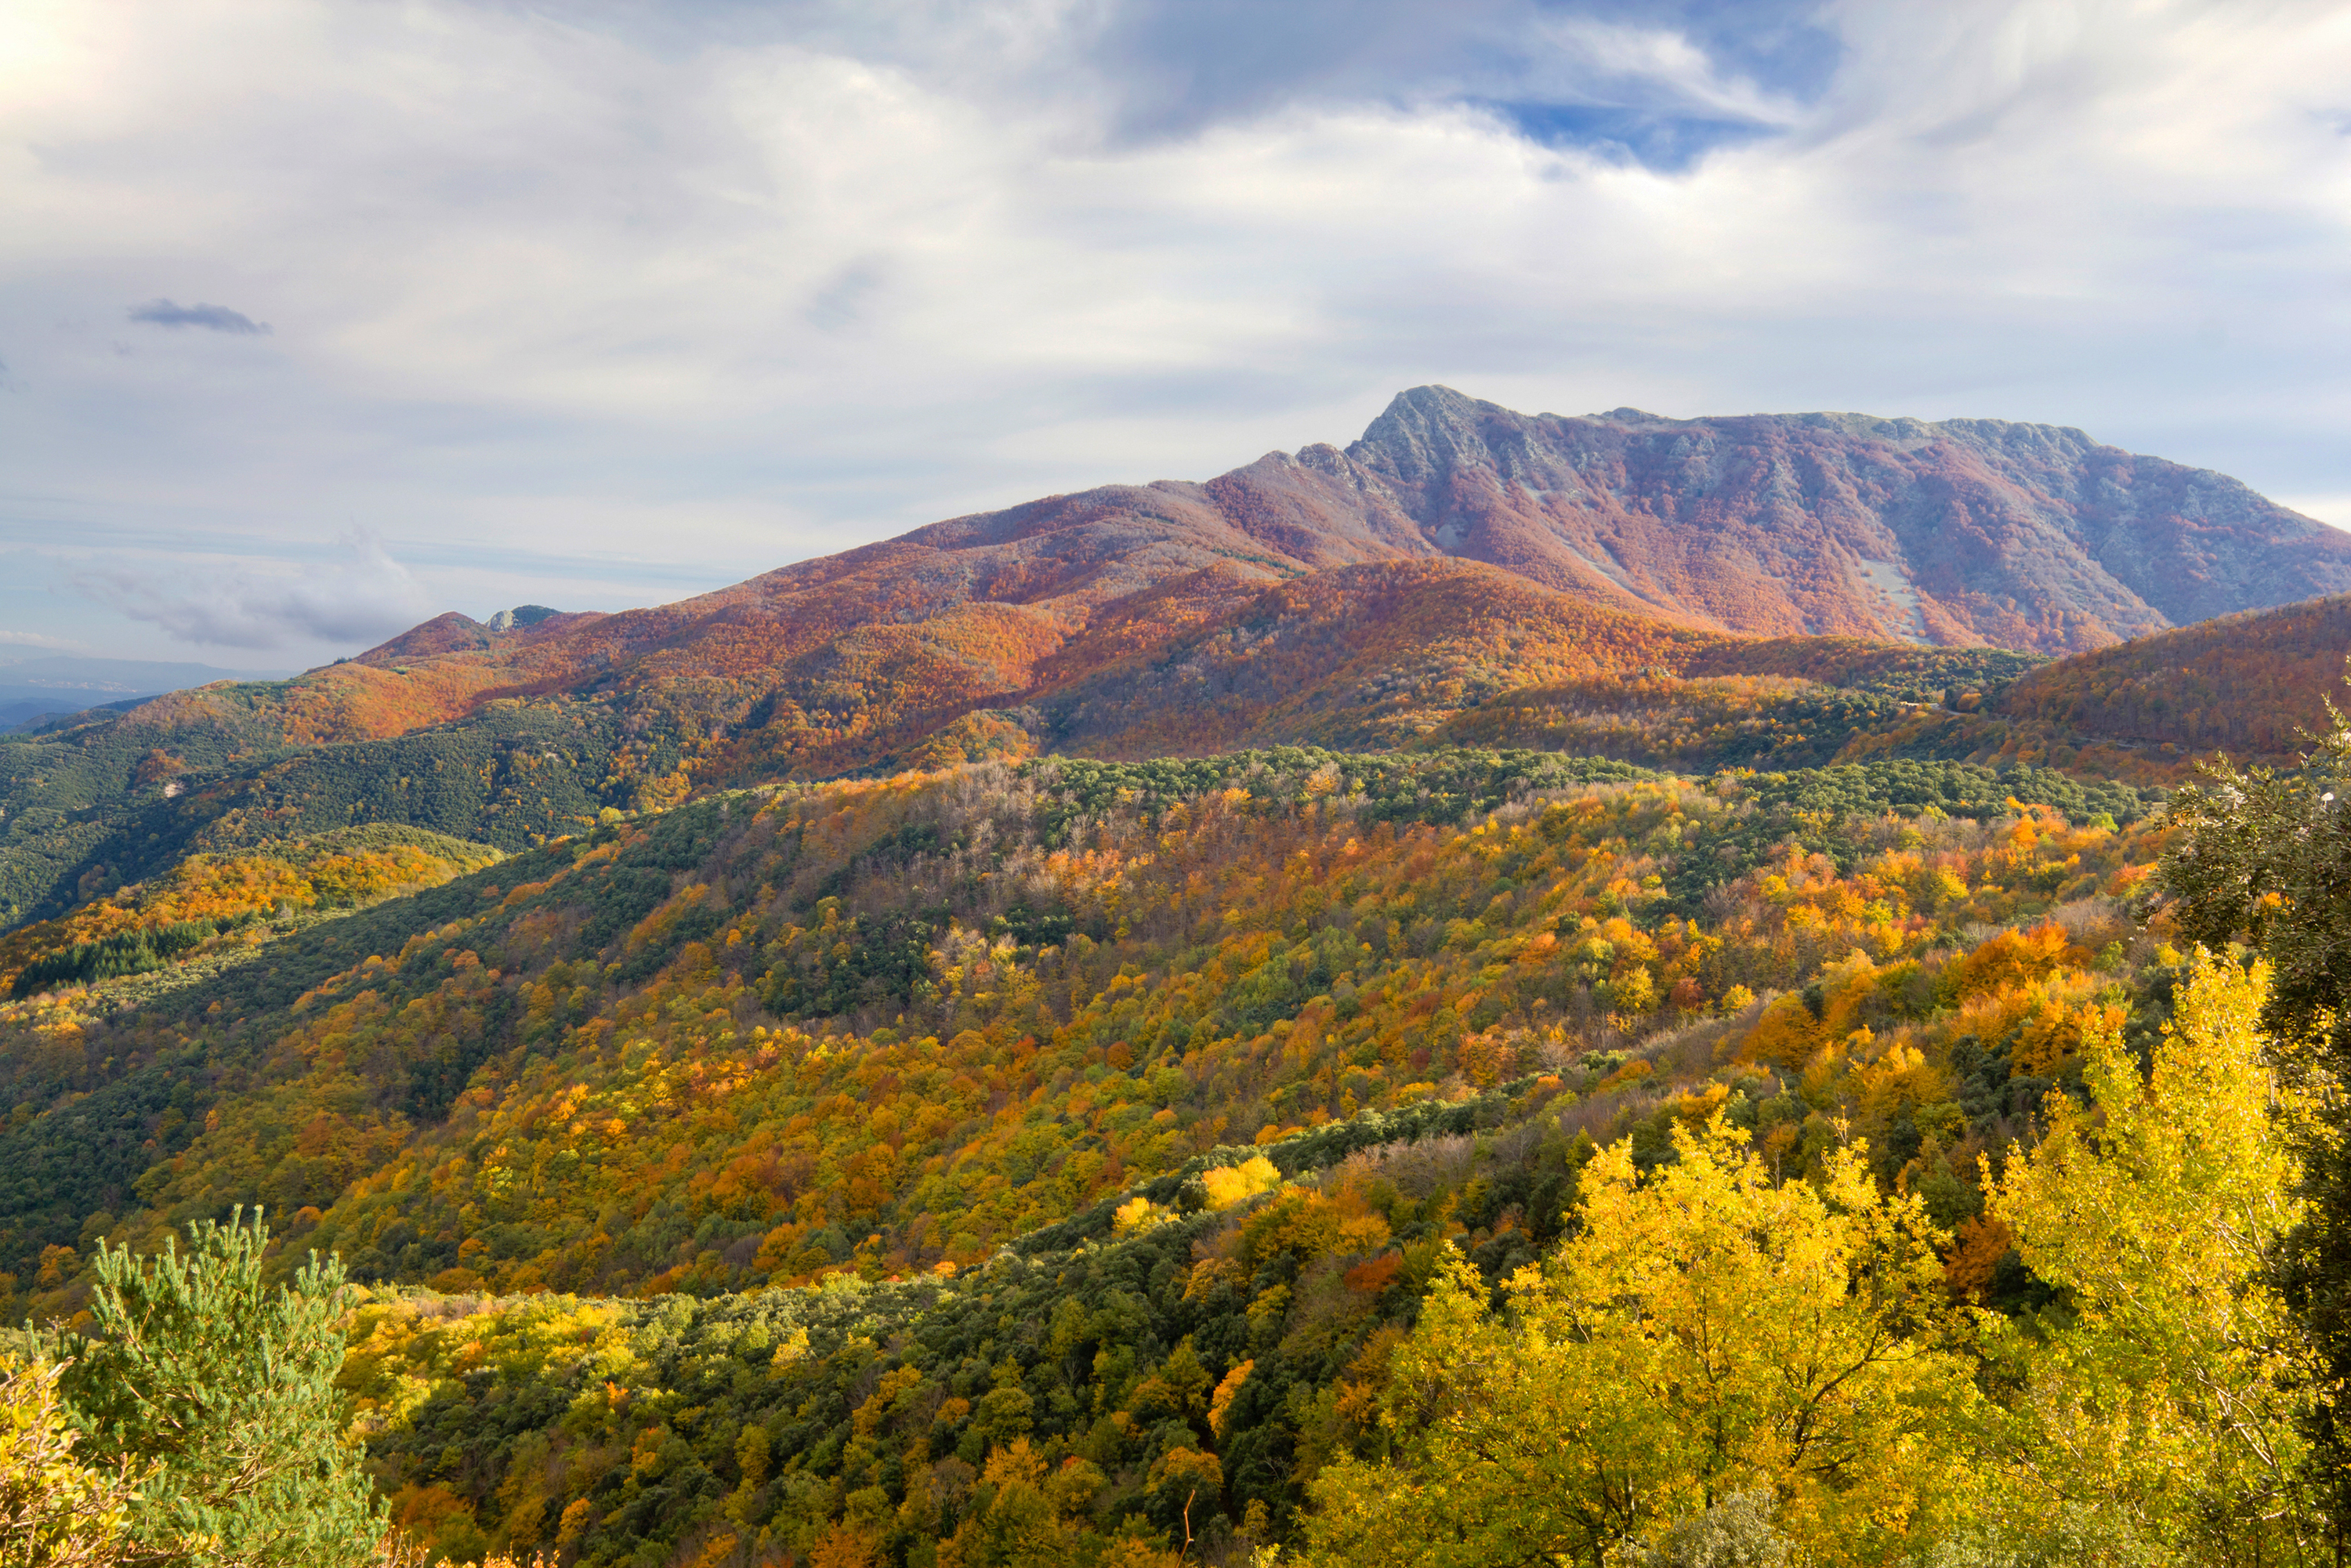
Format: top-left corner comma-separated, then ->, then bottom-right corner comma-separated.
5,392 -> 2351,1568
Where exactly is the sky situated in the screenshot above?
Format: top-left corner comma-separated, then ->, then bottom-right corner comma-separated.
2,0 -> 2349,672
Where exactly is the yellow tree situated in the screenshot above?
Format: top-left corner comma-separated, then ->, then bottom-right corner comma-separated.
0,1355 -> 145,1568
1980,949 -> 2319,1563
1302,1117 -> 1976,1567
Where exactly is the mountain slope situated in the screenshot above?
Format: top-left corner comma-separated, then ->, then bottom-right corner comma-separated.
0,751 -> 2168,1565
1768,589 -> 2351,785
0,749 -> 2150,1308
1337,389 -> 2351,652
1994,591 -> 2351,757
4,387 -> 2341,932
152,384 -> 2351,751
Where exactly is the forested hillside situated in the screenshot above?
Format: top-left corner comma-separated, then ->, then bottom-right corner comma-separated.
9,739 -> 2258,1566
1994,592 -> 2351,755
0,695 -> 646,928
0,559 -> 2142,937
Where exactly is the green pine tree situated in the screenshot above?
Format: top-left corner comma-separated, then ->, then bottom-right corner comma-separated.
58,1209 -> 382,1568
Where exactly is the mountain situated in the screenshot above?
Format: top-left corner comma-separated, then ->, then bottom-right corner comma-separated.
1327,389 -> 2351,652
76,392 -> 2351,751
4,386 -> 2345,932
217,386 -> 2351,748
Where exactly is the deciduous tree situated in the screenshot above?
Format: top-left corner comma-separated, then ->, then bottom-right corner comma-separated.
1302,1117 -> 1976,1567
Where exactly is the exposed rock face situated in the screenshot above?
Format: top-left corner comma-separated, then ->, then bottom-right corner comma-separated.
1328,387 -> 2351,653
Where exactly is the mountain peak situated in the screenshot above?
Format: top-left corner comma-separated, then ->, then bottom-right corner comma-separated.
1351,384 -> 1513,484
306,386 -> 2351,766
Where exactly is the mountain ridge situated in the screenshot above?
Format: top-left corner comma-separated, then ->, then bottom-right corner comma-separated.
6,386 -> 2349,931
308,385 -> 2351,756
354,383 -> 2351,698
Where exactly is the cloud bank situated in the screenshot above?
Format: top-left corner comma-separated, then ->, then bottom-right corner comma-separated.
1,0 -> 2348,659
76,535 -> 431,651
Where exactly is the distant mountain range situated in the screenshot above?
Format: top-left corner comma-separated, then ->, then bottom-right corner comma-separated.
3,386 -> 2349,926
0,654 -> 287,732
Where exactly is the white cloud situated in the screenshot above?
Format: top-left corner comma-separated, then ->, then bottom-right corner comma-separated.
75,534 -> 433,651
0,0 -> 2348,658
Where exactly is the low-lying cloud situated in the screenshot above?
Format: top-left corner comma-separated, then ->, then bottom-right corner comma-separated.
77,534 -> 430,651
128,299 -> 270,335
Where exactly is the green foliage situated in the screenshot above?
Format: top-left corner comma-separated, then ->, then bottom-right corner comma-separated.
1026,748 -> 1660,845
60,1211 -> 382,1567
1654,760 -> 2148,916
0,697 -> 629,932
11,918 -> 237,997
1621,1490 -> 1792,1568
1731,759 -> 2148,826
1915,1508 -> 2164,1568
1824,646 -> 2045,707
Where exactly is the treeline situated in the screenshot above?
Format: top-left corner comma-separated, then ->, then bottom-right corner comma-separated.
1684,634 -> 2045,701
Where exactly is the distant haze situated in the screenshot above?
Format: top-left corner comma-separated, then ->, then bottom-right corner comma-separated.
0,653 -> 290,733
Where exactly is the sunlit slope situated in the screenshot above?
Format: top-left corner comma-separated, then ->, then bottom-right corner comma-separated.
0,748 -> 2149,1320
